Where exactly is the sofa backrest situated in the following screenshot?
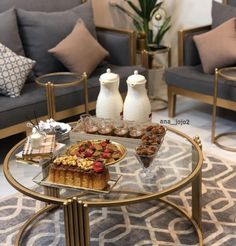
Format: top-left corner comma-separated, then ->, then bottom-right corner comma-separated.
228,0 -> 236,7
0,0 -> 82,13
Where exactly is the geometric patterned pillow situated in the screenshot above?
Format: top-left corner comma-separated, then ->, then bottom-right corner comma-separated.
0,43 -> 36,97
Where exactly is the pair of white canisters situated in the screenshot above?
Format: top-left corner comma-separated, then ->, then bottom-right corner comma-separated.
96,68 -> 151,122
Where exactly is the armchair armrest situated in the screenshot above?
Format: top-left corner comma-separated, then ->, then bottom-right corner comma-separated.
96,25 -> 136,66
178,25 -> 211,66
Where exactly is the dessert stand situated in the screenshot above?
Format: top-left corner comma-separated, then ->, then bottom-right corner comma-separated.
4,126 -> 203,246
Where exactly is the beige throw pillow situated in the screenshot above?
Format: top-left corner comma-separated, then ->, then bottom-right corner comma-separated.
49,19 -> 109,76
193,18 -> 236,74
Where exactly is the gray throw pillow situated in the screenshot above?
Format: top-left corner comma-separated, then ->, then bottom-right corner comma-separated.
0,43 -> 35,97
49,20 -> 109,77
194,18 -> 236,74
0,8 -> 24,56
212,1 -> 236,28
17,0 -> 96,76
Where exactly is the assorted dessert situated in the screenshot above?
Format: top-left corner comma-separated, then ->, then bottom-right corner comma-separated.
42,120 -> 167,191
47,139 -> 124,190
66,140 -> 124,164
135,124 -> 166,167
141,124 -> 166,145
136,145 -> 158,168
48,155 -> 109,190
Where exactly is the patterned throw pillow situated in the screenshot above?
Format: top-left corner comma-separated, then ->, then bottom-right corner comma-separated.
0,43 -> 35,97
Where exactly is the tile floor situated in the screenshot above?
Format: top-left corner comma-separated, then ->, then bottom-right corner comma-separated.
152,95 -> 236,162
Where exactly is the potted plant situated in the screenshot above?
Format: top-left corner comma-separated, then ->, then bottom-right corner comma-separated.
112,0 -> 171,51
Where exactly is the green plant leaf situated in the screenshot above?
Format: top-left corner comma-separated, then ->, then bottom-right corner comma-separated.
161,16 -> 171,30
149,1 -> 162,19
151,2 -> 163,18
133,19 -> 143,32
126,0 -> 142,17
114,4 -> 143,31
155,16 -> 171,46
113,4 -> 136,19
148,29 -> 154,44
138,0 -> 145,12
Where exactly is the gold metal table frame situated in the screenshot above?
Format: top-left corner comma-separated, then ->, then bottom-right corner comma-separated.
3,127 -> 203,246
212,67 -> 236,152
35,72 -> 89,119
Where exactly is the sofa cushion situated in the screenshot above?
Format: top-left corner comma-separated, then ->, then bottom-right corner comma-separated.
49,20 -> 109,77
228,0 -> 236,7
165,65 -> 236,102
212,1 -> 236,28
17,0 -> 96,76
0,43 -> 35,97
0,0 -> 82,13
193,18 -> 236,74
0,64 -> 145,129
0,9 -> 24,56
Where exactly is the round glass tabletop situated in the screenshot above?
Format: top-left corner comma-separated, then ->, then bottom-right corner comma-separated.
35,72 -> 84,88
218,67 -> 236,81
4,126 -> 203,206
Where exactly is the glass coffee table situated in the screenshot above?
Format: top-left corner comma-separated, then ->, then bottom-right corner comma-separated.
4,126 -> 203,246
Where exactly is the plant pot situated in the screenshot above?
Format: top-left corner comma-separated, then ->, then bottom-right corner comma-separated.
146,44 -> 169,68
148,44 -> 167,51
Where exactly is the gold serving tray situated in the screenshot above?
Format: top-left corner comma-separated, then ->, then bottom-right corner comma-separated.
33,170 -> 122,194
66,140 -> 127,166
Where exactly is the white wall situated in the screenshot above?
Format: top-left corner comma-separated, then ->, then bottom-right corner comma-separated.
92,0 -> 223,66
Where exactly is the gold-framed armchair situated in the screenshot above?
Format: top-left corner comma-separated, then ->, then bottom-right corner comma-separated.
165,0 -> 236,117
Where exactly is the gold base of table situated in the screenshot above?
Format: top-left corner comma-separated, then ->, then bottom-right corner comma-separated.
13,198 -> 203,246
15,204 -> 58,246
214,132 -> 236,152
160,198 -> 203,246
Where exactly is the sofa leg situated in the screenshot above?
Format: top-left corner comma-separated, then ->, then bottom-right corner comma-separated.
168,86 -> 176,118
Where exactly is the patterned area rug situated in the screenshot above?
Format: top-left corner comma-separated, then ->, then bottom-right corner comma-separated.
0,154 -> 236,246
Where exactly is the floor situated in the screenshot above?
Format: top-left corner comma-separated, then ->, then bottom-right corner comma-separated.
152,96 -> 236,162
0,80 -> 236,198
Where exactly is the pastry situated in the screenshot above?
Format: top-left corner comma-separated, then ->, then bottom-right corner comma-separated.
48,155 -> 109,190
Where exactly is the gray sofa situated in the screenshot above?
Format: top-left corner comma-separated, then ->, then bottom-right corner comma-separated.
0,0 -> 145,139
165,0 -> 236,117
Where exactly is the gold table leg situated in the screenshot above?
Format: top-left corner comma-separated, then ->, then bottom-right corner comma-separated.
63,198 -> 90,246
192,136 -> 202,230
168,46 -> 172,67
192,169 -> 202,229
83,72 -> 89,114
211,68 -> 218,143
45,82 -> 56,119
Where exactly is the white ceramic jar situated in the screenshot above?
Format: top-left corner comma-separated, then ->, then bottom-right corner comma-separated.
123,70 -> 151,122
30,132 -> 44,148
96,68 -> 123,120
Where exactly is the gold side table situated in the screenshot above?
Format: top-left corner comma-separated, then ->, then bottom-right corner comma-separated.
212,67 -> 236,152
141,47 -> 171,111
35,72 -> 89,119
